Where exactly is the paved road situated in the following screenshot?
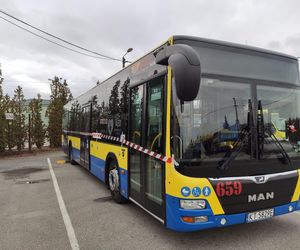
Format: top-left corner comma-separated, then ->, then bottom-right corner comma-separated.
0,151 -> 299,250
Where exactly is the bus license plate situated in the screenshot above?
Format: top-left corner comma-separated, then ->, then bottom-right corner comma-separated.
246,209 -> 274,223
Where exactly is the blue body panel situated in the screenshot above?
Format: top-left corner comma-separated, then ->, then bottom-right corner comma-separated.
166,194 -> 300,232
72,148 -> 80,163
120,169 -> 128,199
90,156 -> 105,182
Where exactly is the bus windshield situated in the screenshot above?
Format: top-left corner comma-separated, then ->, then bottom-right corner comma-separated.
171,77 -> 300,171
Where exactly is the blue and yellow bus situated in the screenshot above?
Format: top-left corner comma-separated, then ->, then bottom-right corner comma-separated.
62,36 -> 300,232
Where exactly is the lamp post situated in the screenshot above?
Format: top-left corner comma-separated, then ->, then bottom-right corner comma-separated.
122,48 -> 133,68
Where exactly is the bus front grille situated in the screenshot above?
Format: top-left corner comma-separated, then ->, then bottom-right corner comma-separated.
209,170 -> 298,214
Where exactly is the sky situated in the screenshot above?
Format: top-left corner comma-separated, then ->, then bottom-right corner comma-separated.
0,0 -> 300,100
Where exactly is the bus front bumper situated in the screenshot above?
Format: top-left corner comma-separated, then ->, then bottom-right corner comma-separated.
165,194 -> 300,232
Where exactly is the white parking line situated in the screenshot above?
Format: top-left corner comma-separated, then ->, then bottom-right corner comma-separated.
47,158 -> 80,250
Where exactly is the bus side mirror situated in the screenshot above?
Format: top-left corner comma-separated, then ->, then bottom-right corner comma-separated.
155,44 -> 201,101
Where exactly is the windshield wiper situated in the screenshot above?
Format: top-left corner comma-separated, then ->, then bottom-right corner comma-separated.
257,100 -> 264,159
265,129 -> 292,166
258,100 -> 293,167
218,99 -> 293,170
217,99 -> 253,170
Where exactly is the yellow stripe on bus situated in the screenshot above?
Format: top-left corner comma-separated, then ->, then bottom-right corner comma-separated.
165,66 -> 172,159
165,164 -> 225,215
168,36 -> 174,45
68,135 -> 80,150
90,140 -> 128,170
292,169 -> 300,202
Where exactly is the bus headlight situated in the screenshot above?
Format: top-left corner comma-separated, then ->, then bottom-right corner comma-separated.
180,199 -> 206,210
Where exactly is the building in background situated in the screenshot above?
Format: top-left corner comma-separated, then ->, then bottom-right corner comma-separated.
24,99 -> 50,127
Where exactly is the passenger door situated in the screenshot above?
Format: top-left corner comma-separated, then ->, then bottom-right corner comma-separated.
80,104 -> 91,169
129,75 -> 165,220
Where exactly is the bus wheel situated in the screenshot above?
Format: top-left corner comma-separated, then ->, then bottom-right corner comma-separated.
108,160 -> 126,203
69,145 -> 77,165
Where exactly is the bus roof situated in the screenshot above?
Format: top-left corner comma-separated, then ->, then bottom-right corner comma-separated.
173,35 -> 298,61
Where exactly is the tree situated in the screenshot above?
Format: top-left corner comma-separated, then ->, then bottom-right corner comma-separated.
109,80 -> 120,115
0,63 -> 7,151
0,94 -> 11,151
11,85 -> 26,150
0,64 -> 12,152
47,77 -> 72,147
120,79 -> 130,129
69,100 -> 81,131
120,79 -> 130,115
29,94 -> 45,149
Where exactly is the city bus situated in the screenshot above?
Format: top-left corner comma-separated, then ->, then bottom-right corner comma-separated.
62,35 -> 300,232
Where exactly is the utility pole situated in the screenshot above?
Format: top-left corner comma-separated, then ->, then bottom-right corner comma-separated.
122,57 -> 126,68
5,112 -> 14,151
122,48 -> 133,68
28,113 -> 32,152
8,121 -> 11,151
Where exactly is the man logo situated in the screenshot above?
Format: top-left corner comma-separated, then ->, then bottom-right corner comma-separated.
254,176 -> 267,184
248,192 -> 274,202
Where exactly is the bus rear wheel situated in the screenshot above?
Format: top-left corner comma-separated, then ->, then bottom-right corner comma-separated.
108,160 -> 127,203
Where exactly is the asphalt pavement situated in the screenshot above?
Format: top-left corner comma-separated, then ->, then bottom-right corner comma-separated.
0,151 -> 299,250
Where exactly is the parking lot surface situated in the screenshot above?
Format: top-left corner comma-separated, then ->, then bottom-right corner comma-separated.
0,151 -> 299,250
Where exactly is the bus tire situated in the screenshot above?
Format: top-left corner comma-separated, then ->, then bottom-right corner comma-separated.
69,144 -> 77,165
108,159 -> 127,203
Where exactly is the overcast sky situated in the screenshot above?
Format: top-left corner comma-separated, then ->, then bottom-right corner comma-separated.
1,0 -> 300,99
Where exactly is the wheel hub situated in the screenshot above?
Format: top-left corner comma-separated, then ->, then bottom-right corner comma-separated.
109,167 -> 119,192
